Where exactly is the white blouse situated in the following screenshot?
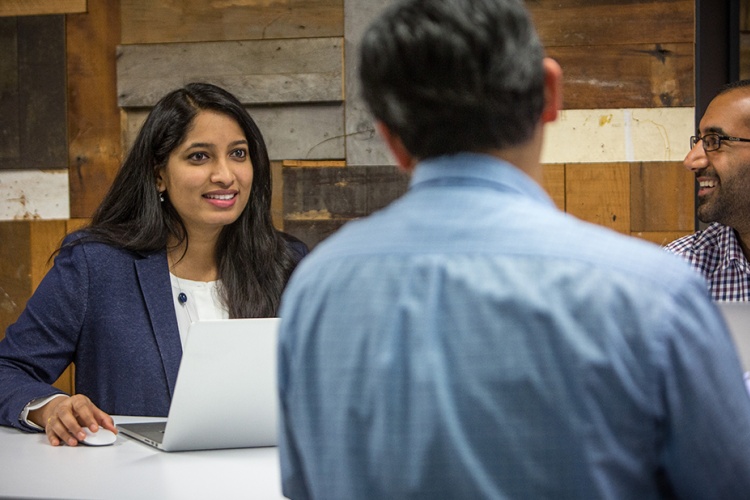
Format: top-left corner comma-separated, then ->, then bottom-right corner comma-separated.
169,273 -> 229,346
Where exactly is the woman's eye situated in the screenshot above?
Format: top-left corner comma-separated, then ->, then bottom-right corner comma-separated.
231,149 -> 248,159
188,152 -> 209,162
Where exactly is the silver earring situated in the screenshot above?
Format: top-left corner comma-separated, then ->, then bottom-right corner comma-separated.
159,192 -> 165,203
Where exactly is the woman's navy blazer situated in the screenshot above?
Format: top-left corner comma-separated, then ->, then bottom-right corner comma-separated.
0,232 -> 307,431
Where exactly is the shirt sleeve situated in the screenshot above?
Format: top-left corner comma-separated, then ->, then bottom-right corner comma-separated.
658,278 -> 750,497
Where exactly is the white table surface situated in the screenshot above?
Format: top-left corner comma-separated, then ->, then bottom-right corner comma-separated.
0,416 -> 285,500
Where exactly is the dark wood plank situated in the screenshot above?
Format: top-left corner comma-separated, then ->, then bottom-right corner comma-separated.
0,18 -> 19,165
630,161 -> 694,232
283,164 -> 408,219
121,0 -> 343,44
528,0 -> 693,47
16,16 -> 67,170
548,43 -> 693,109
66,1 -> 122,217
0,16 -> 67,170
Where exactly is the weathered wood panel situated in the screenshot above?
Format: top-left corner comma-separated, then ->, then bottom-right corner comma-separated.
124,104 -> 345,161
283,162 -> 408,248
117,38 -> 344,107
527,0 -> 693,47
344,0 -> 396,167
541,164 -> 565,210
548,43 -> 693,109
121,0 -> 343,44
0,0 -> 86,17
0,16 -> 67,170
542,107 -> 694,164
0,220 -> 74,393
630,161 -> 694,232
67,0 -> 122,218
566,163 -> 631,234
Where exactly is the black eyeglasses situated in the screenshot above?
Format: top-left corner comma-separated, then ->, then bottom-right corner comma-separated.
690,133 -> 750,152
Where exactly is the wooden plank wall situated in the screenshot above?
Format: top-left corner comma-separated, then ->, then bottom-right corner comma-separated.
0,0 -> 700,372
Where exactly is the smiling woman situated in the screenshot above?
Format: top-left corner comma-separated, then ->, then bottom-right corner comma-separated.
0,83 -> 308,447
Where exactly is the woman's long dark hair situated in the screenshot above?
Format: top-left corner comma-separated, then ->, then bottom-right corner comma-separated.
77,82 -> 297,317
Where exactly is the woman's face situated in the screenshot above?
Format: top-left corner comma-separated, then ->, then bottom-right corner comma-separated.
156,110 -> 254,239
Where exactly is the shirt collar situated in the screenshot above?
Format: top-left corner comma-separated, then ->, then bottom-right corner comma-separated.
695,222 -> 750,270
409,152 -> 555,208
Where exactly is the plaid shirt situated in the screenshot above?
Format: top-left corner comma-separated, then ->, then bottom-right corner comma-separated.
665,222 -> 750,301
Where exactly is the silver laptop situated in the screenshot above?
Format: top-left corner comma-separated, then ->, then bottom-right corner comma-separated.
118,318 -> 280,452
716,302 -> 750,371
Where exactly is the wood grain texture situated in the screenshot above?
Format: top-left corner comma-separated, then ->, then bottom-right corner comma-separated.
632,231 -> 694,247
541,164 -> 565,210
630,161 -> 694,232
566,163 -> 631,234
0,16 -> 67,170
66,0 -> 123,218
117,38 -> 344,107
0,219 -> 83,393
528,0 -> 693,47
0,0 -> 86,17
548,43 -> 693,109
344,0 -> 396,166
121,0 -> 343,44
124,103 -> 345,161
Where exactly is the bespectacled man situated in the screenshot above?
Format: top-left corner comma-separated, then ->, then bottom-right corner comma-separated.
666,80 -> 750,300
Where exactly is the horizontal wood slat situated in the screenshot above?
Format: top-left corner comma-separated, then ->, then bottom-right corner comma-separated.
541,164 -> 565,210
124,104 -> 346,161
549,43 -> 693,109
117,38 -> 344,107
0,0 -> 86,17
528,1 -> 693,47
121,0 -> 343,44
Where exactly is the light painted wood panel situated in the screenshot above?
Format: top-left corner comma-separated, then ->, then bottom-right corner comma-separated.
117,38 -> 344,107
0,0 -> 85,17
542,107 -> 694,164
566,163 -> 630,234
124,104 -> 345,161
67,0 -> 122,218
630,161 -> 694,232
121,0 -> 343,44
541,164 -> 565,210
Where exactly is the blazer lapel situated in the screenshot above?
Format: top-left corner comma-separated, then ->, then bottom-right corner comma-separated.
135,251 -> 182,397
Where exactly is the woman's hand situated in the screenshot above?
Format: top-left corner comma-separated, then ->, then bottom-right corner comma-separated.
30,394 -> 117,446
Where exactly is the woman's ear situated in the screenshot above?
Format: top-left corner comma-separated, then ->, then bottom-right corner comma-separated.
540,57 -> 563,124
375,121 -> 417,172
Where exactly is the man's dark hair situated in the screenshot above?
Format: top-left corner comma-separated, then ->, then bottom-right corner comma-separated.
359,0 -> 546,159
718,79 -> 750,96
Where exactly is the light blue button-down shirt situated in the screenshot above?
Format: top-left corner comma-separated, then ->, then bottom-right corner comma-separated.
278,153 -> 750,499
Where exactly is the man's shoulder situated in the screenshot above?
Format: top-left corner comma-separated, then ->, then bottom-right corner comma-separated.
664,223 -> 730,256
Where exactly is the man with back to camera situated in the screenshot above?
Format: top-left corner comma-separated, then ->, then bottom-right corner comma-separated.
665,80 -> 750,300
277,0 -> 750,497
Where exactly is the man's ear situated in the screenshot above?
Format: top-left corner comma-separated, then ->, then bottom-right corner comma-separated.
540,57 -> 563,124
375,121 -> 417,172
